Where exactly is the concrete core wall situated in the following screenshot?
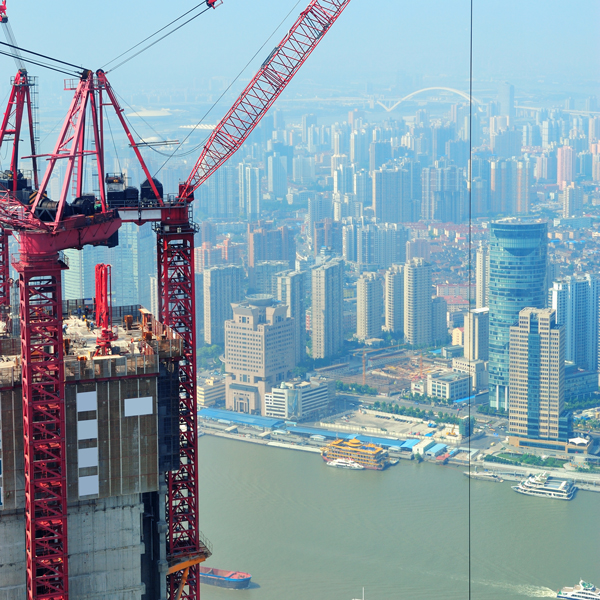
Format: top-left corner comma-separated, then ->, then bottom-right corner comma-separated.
0,494 -> 147,600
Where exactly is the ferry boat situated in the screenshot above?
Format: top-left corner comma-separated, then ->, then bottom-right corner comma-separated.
198,566 -> 252,589
321,438 -> 390,470
511,472 -> 576,500
463,469 -> 504,483
557,580 -> 600,599
326,458 -> 365,470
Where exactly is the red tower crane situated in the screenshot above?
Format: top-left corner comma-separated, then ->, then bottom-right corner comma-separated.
0,0 -> 353,598
94,263 -> 116,355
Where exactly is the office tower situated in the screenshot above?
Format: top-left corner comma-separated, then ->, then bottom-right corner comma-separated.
311,260 -> 344,359
490,159 -> 513,214
199,163 -> 239,217
238,163 -> 261,218
267,153 -> 287,199
406,238 -> 430,261
561,183 -> 583,217
515,159 -> 533,214
404,258 -> 432,346
549,275 -> 600,372
247,223 -> 295,268
313,219 -> 343,256
508,308 -> 569,441
432,296 -> 448,345
251,260 -> 289,295
490,128 -> 521,158
431,125 -> 454,161
464,308 -> 489,361
499,82 -> 515,122
384,265 -> 404,336
421,165 -> 466,222
557,145 -> 575,190
354,169 -> 372,207
308,195 -> 331,236
302,113 -> 317,142
292,156 -> 315,185
224,296 -> 295,415
277,270 -> 306,365
333,163 -> 355,195
356,272 -> 382,341
350,129 -> 369,169
203,265 -> 244,345
372,166 -> 411,223
376,223 -> 408,269
488,220 -> 548,409
369,140 -> 391,172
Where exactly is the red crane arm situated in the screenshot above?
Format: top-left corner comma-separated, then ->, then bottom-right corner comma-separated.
179,0 -> 353,199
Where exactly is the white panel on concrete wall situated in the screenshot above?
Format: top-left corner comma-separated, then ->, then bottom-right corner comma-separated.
78,475 -> 99,497
77,419 -> 98,441
124,396 -> 153,417
77,447 -> 98,469
76,390 -> 97,413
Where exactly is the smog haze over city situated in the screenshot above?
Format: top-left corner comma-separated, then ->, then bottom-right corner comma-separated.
0,1 -> 599,600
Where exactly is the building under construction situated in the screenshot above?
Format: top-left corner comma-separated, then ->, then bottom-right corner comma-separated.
0,303 -> 190,599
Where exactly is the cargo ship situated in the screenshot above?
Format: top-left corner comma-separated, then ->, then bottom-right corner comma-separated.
321,438 -> 390,470
199,566 -> 252,589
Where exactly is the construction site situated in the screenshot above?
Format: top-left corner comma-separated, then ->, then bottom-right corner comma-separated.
0,1 -> 354,599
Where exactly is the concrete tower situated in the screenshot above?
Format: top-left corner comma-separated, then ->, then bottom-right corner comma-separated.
464,307 -> 489,361
311,260 -> 344,359
404,258 -> 432,346
277,270 -> 306,365
203,265 -> 244,345
384,265 -> 404,336
356,272 -> 382,341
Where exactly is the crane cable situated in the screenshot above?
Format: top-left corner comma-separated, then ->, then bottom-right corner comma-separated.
153,0 -> 303,175
104,4 -> 214,73
0,48 -> 77,77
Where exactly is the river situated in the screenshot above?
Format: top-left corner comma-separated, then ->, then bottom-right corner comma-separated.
197,436 -> 600,600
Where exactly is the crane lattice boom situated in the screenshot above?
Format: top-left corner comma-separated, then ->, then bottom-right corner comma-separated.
179,0 -> 352,199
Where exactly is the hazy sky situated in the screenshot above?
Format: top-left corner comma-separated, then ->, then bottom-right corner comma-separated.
1,1 -> 598,101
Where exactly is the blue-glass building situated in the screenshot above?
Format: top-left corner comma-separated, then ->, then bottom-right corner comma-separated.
488,219 -> 548,409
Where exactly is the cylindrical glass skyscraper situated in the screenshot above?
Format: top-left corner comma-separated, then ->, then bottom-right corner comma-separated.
488,219 -> 548,409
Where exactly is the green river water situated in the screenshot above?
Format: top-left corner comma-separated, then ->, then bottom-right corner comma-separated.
197,436 -> 600,600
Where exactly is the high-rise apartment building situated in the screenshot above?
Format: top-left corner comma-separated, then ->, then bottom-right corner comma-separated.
476,245 -> 489,309
549,275 -> 600,372
404,258 -> 432,346
203,265 -> 244,345
277,270 -> 306,366
247,222 -> 295,268
384,265 -> 404,336
488,220 -> 548,409
464,308 -> 489,361
267,153 -> 288,199
421,165 -> 466,223
238,163 -> 261,219
499,82 -> 515,122
508,308 -> 569,442
225,296 -> 295,414
311,260 -> 344,359
561,183 -> 583,218
372,166 -> 411,223
557,145 -> 576,190
356,272 -> 382,341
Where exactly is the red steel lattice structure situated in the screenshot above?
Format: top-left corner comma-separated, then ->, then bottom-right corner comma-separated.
18,255 -> 69,599
165,3 -> 352,597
